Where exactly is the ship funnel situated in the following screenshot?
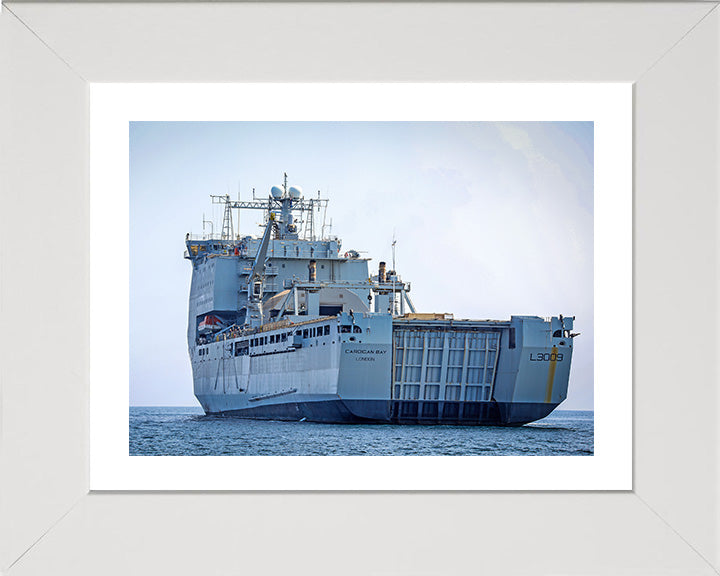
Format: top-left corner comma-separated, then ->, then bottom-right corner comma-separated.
379,261 -> 387,283
308,259 -> 317,282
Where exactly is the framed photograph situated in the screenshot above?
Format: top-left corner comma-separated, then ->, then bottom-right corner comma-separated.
2,2 -> 718,575
90,83 -> 630,491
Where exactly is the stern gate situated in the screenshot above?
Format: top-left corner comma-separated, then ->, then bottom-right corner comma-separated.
391,320 -> 505,423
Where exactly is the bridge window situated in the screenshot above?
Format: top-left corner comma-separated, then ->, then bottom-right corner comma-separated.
340,325 -> 351,333
353,326 -> 362,333
303,329 -> 309,338
323,325 -> 330,336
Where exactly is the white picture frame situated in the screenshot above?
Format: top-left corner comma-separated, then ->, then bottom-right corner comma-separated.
2,2 -> 718,574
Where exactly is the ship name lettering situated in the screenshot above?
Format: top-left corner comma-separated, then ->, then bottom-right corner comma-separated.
344,349 -> 387,355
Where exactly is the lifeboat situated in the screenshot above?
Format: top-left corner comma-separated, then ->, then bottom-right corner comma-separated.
198,315 -> 225,335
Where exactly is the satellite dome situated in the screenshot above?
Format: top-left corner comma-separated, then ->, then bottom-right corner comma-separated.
289,186 -> 302,199
270,186 -> 283,199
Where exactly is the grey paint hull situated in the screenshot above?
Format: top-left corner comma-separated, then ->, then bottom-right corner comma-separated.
199,396 -> 559,426
191,315 -> 573,427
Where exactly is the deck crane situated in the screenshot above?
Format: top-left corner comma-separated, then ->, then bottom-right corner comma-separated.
245,212 -> 277,328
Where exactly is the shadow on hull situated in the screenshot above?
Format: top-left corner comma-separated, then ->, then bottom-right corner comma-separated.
205,398 -> 560,426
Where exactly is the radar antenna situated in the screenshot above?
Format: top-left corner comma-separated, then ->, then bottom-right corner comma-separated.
210,174 -> 330,242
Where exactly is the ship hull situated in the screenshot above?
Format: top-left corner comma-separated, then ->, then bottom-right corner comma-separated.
191,314 -> 573,427
200,396 -> 387,424
197,394 -> 559,426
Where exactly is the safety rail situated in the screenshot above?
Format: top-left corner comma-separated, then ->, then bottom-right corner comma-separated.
186,245 -> 339,260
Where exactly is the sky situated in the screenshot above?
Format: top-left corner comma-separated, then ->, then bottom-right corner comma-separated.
130,121 -> 594,409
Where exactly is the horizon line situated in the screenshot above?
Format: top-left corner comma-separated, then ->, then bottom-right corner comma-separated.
129,405 -> 595,411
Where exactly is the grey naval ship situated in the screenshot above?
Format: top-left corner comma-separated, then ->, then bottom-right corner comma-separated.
185,175 -> 577,425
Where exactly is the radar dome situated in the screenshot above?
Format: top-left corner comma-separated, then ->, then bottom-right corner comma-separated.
289,186 -> 302,199
270,186 -> 283,199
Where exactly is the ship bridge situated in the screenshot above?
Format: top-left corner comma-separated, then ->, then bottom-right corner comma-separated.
185,174 -> 387,336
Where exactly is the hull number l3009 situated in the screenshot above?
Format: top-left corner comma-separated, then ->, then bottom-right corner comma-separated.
530,352 -> 564,362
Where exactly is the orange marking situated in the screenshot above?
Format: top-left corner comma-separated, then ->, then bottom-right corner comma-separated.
545,346 -> 559,403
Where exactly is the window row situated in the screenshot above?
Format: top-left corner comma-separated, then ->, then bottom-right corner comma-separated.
250,332 -> 289,347
302,325 -> 332,339
339,325 -> 362,334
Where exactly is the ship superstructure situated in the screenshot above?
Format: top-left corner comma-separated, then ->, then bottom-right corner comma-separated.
185,174 -> 576,425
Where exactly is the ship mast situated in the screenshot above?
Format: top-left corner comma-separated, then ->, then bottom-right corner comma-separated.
392,233 -> 397,315
220,194 -> 233,240
211,173 -> 329,241
210,194 -> 235,241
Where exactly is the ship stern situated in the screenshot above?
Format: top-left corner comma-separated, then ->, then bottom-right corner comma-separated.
336,313 -> 393,422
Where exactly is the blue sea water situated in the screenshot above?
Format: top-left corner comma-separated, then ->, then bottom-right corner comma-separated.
129,406 -> 594,456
